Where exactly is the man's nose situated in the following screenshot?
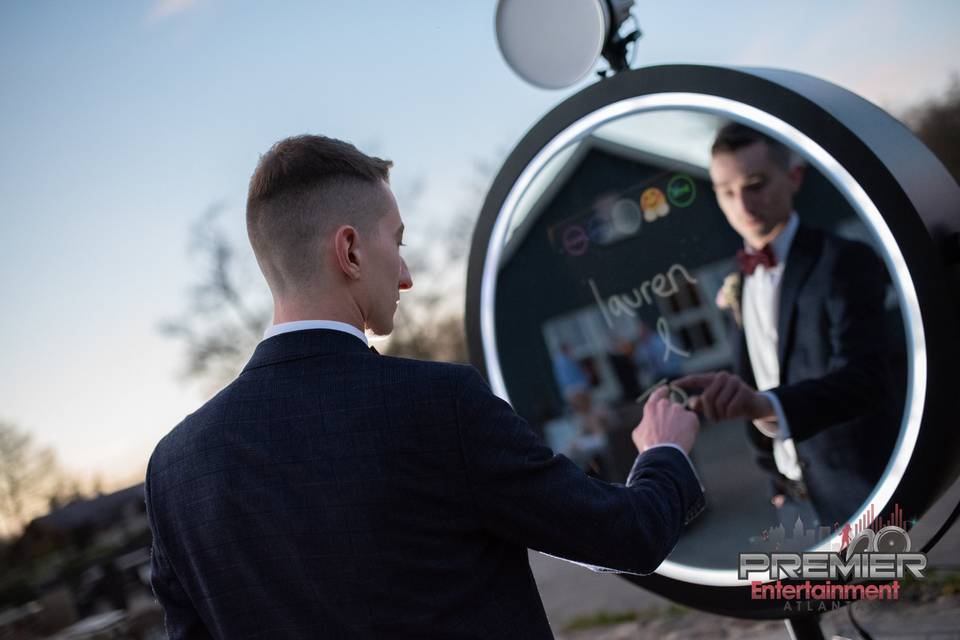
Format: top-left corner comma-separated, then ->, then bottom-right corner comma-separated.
399,257 -> 413,290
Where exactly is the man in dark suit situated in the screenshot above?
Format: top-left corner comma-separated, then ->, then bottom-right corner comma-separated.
677,124 -> 899,530
145,134 -> 705,638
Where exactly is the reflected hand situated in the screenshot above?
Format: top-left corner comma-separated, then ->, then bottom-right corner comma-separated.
632,385 -> 700,455
673,372 -> 775,423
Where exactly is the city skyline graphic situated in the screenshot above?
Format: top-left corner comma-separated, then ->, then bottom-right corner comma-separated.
748,503 -> 916,552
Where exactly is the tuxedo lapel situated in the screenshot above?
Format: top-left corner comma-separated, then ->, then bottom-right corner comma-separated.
776,226 -> 821,370
732,282 -> 756,387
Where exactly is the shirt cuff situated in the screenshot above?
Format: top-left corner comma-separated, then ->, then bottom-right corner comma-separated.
645,443 -> 705,493
753,391 -> 790,439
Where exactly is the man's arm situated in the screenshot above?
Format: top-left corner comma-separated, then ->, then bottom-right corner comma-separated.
677,241 -> 891,443
454,368 -> 704,575
769,240 -> 890,442
145,463 -> 213,640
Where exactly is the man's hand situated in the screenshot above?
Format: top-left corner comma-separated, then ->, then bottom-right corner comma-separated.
673,372 -> 775,423
632,385 -> 700,455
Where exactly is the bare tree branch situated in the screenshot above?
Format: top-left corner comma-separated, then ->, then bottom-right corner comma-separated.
159,204 -> 272,393
903,74 -> 960,183
0,422 -> 62,538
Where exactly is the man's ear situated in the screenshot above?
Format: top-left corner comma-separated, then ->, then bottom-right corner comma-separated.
333,225 -> 362,280
788,163 -> 805,194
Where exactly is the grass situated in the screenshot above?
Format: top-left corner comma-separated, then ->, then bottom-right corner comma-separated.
564,610 -> 637,631
563,603 -> 690,631
901,567 -> 960,598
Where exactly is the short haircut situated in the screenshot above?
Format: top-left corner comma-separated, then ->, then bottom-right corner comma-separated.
246,135 -> 393,295
711,122 -> 795,170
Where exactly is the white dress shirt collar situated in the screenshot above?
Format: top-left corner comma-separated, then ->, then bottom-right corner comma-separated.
262,320 -> 369,346
745,212 -> 799,267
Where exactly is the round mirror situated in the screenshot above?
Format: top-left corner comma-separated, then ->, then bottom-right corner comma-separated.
466,65 -> 960,616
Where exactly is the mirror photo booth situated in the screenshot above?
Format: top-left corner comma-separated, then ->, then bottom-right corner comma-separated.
466,64 -> 960,621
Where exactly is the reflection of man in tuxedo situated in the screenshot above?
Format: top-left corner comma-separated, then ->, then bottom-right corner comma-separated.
145,134 -> 705,638
677,124 -> 897,529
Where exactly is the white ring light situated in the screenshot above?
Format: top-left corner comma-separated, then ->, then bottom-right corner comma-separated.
479,92 -> 925,587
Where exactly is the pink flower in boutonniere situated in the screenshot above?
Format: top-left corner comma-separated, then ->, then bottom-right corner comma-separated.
716,272 -> 742,327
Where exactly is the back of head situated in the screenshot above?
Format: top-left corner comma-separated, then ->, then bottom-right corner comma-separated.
246,135 -> 393,297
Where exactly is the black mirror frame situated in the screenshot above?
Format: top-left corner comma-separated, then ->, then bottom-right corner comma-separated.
465,64 -> 960,618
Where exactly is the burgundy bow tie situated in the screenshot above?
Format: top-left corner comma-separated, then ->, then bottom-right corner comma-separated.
736,245 -> 777,275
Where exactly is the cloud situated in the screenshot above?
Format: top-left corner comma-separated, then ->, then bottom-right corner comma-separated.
146,0 -> 204,22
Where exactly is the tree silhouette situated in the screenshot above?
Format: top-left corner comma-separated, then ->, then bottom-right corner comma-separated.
903,75 -> 960,183
158,203 -> 272,393
382,160 -> 496,363
0,421 -> 61,538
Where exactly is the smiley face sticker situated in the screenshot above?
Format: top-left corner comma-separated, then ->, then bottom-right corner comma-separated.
640,187 -> 670,222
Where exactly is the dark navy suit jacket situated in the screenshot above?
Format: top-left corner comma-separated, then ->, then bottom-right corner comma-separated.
146,329 -> 705,639
732,225 -> 901,526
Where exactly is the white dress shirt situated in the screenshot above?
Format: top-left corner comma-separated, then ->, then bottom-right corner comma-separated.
742,213 -> 803,481
263,319 -> 369,345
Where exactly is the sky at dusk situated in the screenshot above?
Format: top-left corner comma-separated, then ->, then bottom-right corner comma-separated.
1,0 -> 958,493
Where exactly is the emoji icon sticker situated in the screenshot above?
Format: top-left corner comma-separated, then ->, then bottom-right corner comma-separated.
667,174 -> 696,208
640,187 -> 669,222
561,224 -> 589,256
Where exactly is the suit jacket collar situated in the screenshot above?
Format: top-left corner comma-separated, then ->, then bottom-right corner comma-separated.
733,223 -> 822,377
241,328 -> 373,373
776,225 -> 822,368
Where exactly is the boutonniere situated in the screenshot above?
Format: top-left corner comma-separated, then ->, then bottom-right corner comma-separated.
716,272 -> 742,328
